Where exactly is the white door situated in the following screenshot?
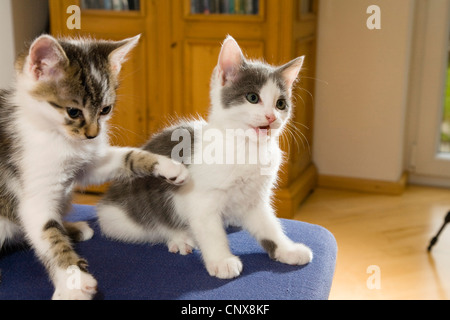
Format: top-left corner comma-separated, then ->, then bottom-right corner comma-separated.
409,0 -> 450,187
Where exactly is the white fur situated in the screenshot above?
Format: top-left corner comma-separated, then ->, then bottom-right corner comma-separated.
5,86 -> 188,297
52,267 -> 97,300
170,112 -> 288,279
99,80 -> 312,279
98,36 -> 311,280
0,217 -> 23,248
2,34 -> 187,299
97,204 -> 195,254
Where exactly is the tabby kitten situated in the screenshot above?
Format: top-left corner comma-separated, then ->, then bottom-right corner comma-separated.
98,36 -> 313,279
0,34 -> 188,300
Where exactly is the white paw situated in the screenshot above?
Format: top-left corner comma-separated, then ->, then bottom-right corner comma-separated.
154,156 -> 190,185
275,243 -> 313,266
52,267 -> 97,300
205,256 -> 243,279
74,222 -> 94,241
167,237 -> 196,255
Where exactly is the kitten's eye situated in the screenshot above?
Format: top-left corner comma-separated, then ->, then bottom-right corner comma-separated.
100,106 -> 112,116
246,93 -> 260,104
276,99 -> 287,111
67,108 -> 82,119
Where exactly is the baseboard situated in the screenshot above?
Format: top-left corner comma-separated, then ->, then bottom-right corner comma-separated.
318,172 -> 408,195
408,173 -> 450,188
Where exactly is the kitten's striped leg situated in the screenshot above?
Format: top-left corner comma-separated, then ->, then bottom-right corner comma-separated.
78,147 -> 189,186
42,220 -> 97,300
19,200 -> 97,300
123,149 -> 189,185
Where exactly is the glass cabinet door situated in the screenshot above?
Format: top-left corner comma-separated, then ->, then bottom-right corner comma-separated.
80,0 -> 140,11
190,0 -> 259,15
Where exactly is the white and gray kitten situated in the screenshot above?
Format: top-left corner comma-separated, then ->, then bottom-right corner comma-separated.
98,36 -> 312,279
0,34 -> 188,299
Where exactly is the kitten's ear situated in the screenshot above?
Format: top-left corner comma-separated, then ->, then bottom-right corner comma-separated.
27,35 -> 68,81
109,34 -> 141,76
278,56 -> 305,89
218,36 -> 244,85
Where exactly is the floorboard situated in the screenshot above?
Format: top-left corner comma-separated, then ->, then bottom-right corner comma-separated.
295,185 -> 450,300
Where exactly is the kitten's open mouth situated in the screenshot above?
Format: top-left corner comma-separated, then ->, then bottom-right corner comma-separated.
253,125 -> 271,136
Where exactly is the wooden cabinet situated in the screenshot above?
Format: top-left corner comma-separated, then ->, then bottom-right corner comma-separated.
49,0 -> 318,218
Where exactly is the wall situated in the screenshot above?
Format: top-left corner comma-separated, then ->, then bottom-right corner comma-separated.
0,0 -> 48,88
11,0 -> 49,53
312,0 -> 415,183
0,1 -> 15,88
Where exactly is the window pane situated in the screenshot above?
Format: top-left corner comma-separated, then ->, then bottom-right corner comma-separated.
190,0 -> 259,15
81,0 -> 140,11
439,49 -> 450,153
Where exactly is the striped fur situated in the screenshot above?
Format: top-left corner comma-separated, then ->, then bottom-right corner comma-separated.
42,220 -> 88,272
0,34 -> 189,300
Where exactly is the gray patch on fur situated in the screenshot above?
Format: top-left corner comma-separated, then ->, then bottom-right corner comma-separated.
101,176 -> 184,230
221,62 -> 288,109
143,125 -> 195,165
100,125 -> 195,231
261,239 -> 278,260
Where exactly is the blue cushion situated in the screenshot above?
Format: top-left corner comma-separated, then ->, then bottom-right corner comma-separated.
0,205 -> 337,300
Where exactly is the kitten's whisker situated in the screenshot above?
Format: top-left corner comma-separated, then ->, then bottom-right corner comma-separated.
286,121 -> 311,156
298,87 -> 314,105
281,124 -> 301,154
279,130 -> 292,156
118,66 -> 142,83
290,120 -> 310,130
300,75 -> 329,86
288,123 -> 311,156
108,124 -> 137,146
297,93 -> 307,108
288,125 -> 304,153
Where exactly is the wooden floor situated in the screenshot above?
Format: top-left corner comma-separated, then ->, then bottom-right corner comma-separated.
73,192 -> 101,206
294,185 -> 450,300
73,185 -> 450,300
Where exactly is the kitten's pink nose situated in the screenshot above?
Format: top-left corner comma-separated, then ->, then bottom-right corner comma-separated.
266,114 -> 276,124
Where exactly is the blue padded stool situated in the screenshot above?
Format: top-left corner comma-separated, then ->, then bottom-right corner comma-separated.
0,204 -> 337,300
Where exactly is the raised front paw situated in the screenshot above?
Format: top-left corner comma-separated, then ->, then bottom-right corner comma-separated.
274,242 -> 313,266
154,155 -> 189,185
52,267 -> 97,300
205,256 -> 243,279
